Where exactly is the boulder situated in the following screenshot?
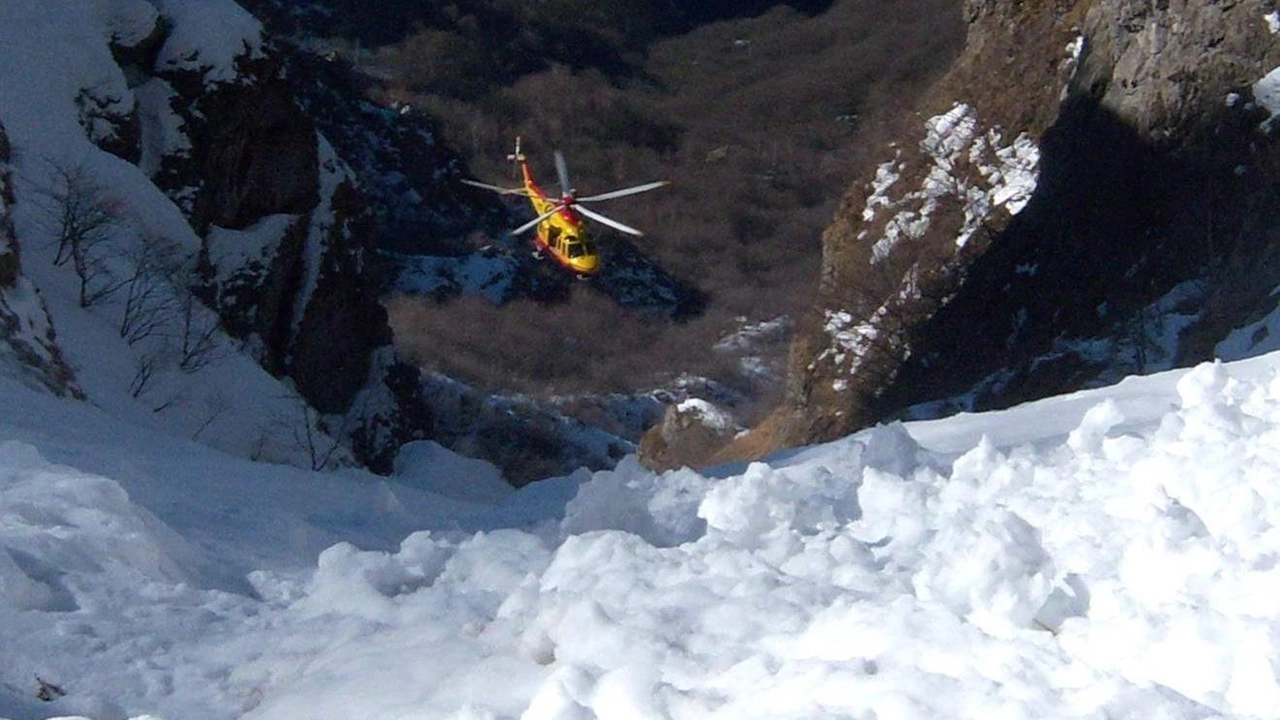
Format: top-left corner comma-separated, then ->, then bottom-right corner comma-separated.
638,399 -> 742,472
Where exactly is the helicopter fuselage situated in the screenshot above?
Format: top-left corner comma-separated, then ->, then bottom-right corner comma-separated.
520,161 -> 601,276
461,137 -> 665,275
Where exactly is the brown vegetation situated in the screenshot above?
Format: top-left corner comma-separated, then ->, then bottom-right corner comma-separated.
375,0 -> 965,400
387,288 -> 747,396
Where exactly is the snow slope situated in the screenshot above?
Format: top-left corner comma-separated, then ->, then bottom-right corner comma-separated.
0,0 -> 364,467
7,350 -> 1280,719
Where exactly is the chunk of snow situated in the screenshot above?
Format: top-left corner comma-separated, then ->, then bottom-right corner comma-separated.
1065,35 -> 1085,61
93,0 -> 161,50
206,214 -> 297,279
862,158 -> 902,222
1066,399 -> 1126,455
393,441 -> 513,504
1253,66 -> 1280,128
1176,361 -> 1229,409
134,78 -> 192,178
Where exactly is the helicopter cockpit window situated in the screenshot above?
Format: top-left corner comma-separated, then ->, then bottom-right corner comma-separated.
566,241 -> 585,258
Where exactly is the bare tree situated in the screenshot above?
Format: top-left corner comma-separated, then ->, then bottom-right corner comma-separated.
191,391 -> 231,440
278,392 -> 353,471
129,348 -> 163,398
118,234 -> 182,345
175,292 -> 223,373
39,162 -> 123,307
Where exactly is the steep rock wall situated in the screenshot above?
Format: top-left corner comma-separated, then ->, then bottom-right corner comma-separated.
781,0 -> 1280,444
153,54 -> 319,232
130,17 -> 432,472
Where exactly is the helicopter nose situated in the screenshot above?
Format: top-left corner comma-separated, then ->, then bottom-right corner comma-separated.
571,255 -> 600,274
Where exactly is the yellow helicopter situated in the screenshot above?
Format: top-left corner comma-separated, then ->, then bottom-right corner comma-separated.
462,137 -> 669,276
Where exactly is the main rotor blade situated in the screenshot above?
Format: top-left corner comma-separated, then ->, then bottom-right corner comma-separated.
576,180 -> 670,203
511,205 -> 564,235
575,204 -> 644,237
554,150 -> 572,195
461,179 -> 530,196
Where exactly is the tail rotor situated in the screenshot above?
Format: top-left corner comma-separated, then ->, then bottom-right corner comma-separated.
507,136 -> 525,164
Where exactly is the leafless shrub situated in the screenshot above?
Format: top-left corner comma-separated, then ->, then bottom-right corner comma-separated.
248,390 -> 351,471
191,391 -> 230,440
175,292 -> 223,373
36,162 -> 124,307
35,676 -> 66,702
118,234 -> 183,345
117,234 -> 225,374
286,391 -> 359,471
129,347 -> 163,398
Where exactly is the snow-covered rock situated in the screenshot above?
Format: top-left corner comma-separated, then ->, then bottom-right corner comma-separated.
786,0 -> 1280,451
0,0 -> 431,472
637,397 -> 744,471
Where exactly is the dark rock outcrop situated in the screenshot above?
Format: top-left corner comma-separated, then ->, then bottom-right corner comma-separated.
157,55 -> 319,232
289,179 -> 390,413
76,85 -> 142,165
278,47 -> 488,254
142,40 -> 432,472
77,7 -> 168,165
774,0 -> 1280,446
105,10 -> 168,73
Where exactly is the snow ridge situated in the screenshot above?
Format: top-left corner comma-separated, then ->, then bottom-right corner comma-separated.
12,350 -> 1280,718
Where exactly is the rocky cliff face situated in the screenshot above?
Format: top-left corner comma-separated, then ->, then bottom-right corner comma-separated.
170,58 -> 432,472
778,0 -> 1280,445
0,122 -> 80,398
160,57 -> 320,233
83,4 -> 434,472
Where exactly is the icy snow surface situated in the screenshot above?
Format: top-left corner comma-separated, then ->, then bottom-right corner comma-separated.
9,352 -> 1280,718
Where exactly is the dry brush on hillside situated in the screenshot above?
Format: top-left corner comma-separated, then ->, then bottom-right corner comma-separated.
378,0 -> 965,399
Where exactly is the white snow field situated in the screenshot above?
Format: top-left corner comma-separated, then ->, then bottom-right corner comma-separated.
5,1 -> 1280,717
5,353 -> 1280,719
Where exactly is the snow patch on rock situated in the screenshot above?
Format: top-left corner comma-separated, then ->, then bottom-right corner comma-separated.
151,0 -> 265,85
867,103 -> 1040,263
